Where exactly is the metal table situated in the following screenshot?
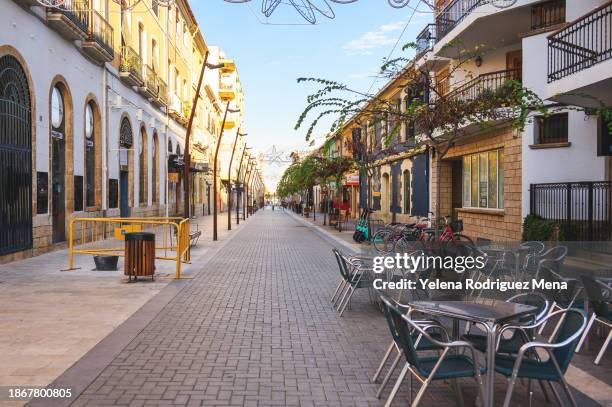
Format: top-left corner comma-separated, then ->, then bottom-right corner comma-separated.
408,300 -> 537,407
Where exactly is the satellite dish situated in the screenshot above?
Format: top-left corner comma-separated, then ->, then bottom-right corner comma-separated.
489,0 -> 518,8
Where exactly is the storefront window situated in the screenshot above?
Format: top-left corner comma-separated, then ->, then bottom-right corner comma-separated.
462,149 -> 504,209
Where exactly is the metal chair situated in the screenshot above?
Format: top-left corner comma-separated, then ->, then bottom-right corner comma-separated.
495,308 -> 587,407
462,292 -> 550,354
332,249 -> 374,316
576,275 -> 611,365
536,267 -> 582,339
531,246 -> 568,279
373,293 -> 449,406
379,295 -> 485,407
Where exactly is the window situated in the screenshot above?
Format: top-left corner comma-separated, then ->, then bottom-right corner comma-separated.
85,102 -> 95,207
151,39 -> 158,72
436,68 -> 450,96
535,113 -> 568,144
139,129 -> 147,205
462,149 -> 504,209
403,170 -> 411,214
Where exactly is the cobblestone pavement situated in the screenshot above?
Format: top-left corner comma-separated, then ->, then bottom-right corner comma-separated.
69,210 -> 601,406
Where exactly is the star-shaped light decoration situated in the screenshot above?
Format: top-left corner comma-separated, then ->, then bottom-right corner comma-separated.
224,0 -> 518,24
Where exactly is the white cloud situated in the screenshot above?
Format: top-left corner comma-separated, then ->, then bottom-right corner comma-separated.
343,20 -> 405,56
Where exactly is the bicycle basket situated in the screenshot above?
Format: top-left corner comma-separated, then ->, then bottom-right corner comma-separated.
450,219 -> 464,233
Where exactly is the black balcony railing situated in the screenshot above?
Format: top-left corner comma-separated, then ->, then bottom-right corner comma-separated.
548,1 -> 612,82
530,181 -> 612,245
415,24 -> 436,59
52,0 -> 90,33
143,65 -> 158,97
120,45 -> 143,83
531,0 -> 565,31
436,0 -> 484,43
89,11 -> 114,56
445,68 -> 522,102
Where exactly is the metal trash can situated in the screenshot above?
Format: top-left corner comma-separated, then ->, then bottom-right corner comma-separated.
124,232 -> 155,281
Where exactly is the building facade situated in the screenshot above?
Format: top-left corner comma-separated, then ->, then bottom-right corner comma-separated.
0,0 -> 249,263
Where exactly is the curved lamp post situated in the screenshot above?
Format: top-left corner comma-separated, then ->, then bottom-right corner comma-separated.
244,158 -> 255,219
236,145 -> 250,225
183,53 -> 227,219
213,102 -> 240,241
227,131 -> 246,230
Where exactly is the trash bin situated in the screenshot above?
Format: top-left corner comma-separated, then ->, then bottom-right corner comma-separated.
124,232 -> 155,281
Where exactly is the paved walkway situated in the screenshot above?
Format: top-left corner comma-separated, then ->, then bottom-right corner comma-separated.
0,211 -> 246,397
34,209 -> 606,406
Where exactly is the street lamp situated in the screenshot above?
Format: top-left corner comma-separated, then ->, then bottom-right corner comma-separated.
236,145 -> 250,225
244,158 -> 255,219
183,52 -> 228,220
227,131 -> 246,230
213,102 -> 240,241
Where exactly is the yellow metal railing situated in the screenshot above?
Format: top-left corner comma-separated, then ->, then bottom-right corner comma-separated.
68,217 -> 192,279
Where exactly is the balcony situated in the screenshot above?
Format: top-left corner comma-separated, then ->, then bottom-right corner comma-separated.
219,85 -> 235,101
415,24 -> 436,60
169,95 -> 188,126
81,11 -> 114,64
546,1 -> 612,107
531,0 -> 565,31
140,65 -> 159,100
223,117 -> 236,130
46,0 -> 90,41
219,59 -> 236,73
445,68 -> 522,103
434,0 -> 542,57
155,79 -> 168,107
119,46 -> 143,87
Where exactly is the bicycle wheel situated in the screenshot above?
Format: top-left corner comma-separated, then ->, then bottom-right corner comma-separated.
372,229 -> 395,253
442,233 -> 475,258
394,234 -> 425,254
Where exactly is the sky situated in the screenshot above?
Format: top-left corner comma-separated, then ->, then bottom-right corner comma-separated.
190,0 -> 434,189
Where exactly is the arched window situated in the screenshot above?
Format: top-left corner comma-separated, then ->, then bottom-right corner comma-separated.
139,128 -> 147,205
152,132 -> 158,203
403,170 -> 411,214
85,101 -> 96,207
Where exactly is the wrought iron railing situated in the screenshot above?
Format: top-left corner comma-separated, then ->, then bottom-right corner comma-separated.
143,65 -> 158,97
535,112 -> 568,144
50,0 -> 90,33
530,181 -> 612,244
119,45 -> 143,83
548,1 -> 612,82
89,11 -> 114,56
157,78 -> 168,105
445,68 -> 522,102
415,24 -> 436,59
531,0 -> 565,31
436,0 -> 484,42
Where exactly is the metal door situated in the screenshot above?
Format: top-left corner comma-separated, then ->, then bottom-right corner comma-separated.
0,55 -> 32,255
120,170 -> 130,217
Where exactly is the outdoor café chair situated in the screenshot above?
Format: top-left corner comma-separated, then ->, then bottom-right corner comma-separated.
379,295 -> 485,407
576,275 -> 611,365
331,248 -> 360,306
331,249 -> 374,316
374,294 -> 449,405
520,241 -> 545,271
535,267 -> 583,339
494,308 -> 587,407
462,292 -> 550,355
531,246 -> 568,280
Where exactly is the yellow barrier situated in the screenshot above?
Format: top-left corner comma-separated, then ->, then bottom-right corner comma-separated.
68,217 -> 192,279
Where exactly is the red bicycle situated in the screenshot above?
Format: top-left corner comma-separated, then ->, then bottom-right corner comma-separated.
394,214 -> 474,255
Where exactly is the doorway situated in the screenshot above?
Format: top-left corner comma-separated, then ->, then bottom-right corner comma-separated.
120,170 -> 130,217
50,86 -> 66,243
506,50 -> 523,80
0,55 -> 33,254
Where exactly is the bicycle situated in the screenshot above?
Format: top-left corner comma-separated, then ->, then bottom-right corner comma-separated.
394,214 -> 474,256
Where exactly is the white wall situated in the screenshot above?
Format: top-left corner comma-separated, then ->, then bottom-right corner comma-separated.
566,0 -> 607,20
520,30 -> 608,219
